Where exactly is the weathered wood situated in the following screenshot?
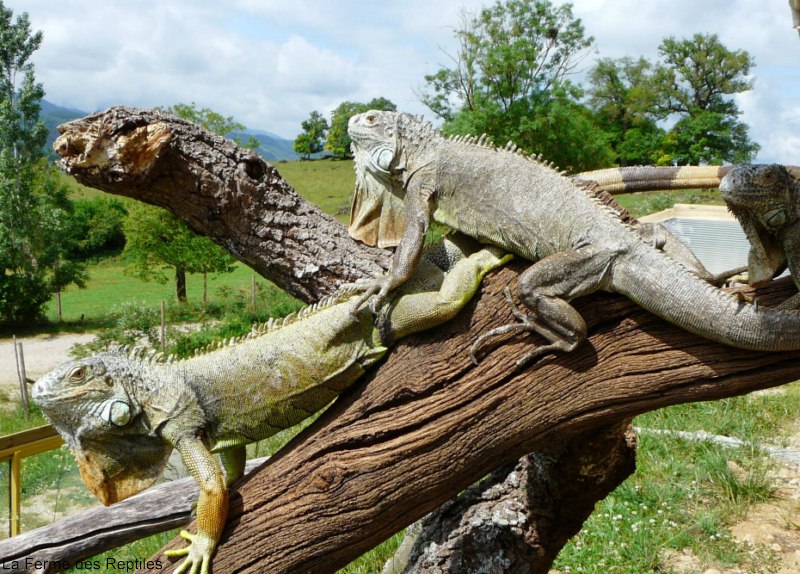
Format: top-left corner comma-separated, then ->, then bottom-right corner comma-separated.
142,267 -> 798,574
0,458 -> 268,573
393,421 -> 638,573
54,106 -> 389,303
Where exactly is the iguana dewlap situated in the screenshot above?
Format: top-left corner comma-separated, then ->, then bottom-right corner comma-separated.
347,110 -> 800,366
31,234 -> 510,574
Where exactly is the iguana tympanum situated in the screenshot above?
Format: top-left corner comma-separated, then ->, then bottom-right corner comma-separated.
346,110 -> 800,366
720,164 -> 800,308
31,234 -> 510,574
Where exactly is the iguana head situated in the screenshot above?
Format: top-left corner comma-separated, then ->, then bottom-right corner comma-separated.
32,353 -> 171,505
347,110 -> 425,247
720,164 -> 798,284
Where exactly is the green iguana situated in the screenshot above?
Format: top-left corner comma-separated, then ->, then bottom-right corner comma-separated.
720,164 -> 800,308
31,235 -> 510,574
346,110 -> 800,366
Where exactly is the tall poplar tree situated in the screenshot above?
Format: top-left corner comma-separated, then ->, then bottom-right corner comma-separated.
0,2 -> 85,323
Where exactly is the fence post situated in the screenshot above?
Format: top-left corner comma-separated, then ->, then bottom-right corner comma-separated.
9,452 -> 21,537
56,291 -> 62,322
160,301 -> 166,352
13,337 -> 30,420
252,276 -> 257,314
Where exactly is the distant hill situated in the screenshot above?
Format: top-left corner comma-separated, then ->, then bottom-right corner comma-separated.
40,100 -> 87,158
39,100 -> 304,162
233,129 -> 306,162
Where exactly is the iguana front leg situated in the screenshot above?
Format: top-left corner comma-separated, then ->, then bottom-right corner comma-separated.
471,244 -> 618,367
162,427 -> 228,574
351,182 -> 433,314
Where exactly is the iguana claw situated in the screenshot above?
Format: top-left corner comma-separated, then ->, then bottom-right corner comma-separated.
165,530 -> 215,574
349,276 -> 392,317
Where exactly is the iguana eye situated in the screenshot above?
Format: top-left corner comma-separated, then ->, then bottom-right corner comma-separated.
365,113 -> 377,124
68,366 -> 87,382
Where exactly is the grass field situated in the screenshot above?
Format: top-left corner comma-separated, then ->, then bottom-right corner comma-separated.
4,159 -> 797,573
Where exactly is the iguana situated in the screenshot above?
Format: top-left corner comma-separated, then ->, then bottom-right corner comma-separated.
720,164 -> 800,308
791,0 -> 800,37
31,234 -> 511,574
346,110 -> 800,366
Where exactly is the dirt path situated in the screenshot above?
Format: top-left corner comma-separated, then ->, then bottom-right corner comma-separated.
0,333 -> 95,403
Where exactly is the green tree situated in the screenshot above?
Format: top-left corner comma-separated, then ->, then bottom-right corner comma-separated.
0,3 -> 85,323
653,34 -> 759,163
124,103 -> 240,302
325,98 -> 397,159
660,110 -> 759,165
165,102 -> 259,149
68,197 -> 128,259
420,0 -> 612,172
587,57 -> 666,165
293,110 -> 328,159
123,203 -> 236,303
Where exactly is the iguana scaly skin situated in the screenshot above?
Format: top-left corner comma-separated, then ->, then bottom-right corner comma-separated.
31,235 -> 510,574
720,164 -> 800,308
347,110 -> 800,365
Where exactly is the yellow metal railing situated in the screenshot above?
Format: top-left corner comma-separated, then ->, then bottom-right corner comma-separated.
0,425 -> 63,537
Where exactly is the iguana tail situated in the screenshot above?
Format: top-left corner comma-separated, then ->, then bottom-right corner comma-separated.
614,245 -> 799,351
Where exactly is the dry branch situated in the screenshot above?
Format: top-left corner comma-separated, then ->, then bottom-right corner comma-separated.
50,107 -> 800,574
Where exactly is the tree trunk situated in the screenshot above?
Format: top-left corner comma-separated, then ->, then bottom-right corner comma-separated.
175,265 -> 187,303
51,107 -> 800,574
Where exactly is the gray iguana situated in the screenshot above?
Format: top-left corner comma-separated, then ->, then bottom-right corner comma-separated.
720,164 -> 800,308
346,110 -> 800,366
31,234 -> 511,574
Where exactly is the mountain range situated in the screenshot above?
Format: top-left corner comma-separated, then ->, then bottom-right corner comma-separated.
40,100 -> 304,162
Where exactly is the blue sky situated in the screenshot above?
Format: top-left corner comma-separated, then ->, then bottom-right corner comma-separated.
8,0 -> 800,163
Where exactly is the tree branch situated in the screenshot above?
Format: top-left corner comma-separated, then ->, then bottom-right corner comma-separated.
54,106 -> 388,303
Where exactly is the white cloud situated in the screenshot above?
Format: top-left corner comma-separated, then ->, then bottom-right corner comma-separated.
5,0 -> 799,160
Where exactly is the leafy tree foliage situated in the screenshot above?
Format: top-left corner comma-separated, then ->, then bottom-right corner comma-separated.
166,102 -> 259,149
587,57 -> 666,165
68,197 -> 128,259
0,2 -> 85,323
420,0 -> 612,172
588,34 -> 759,165
123,203 -> 236,303
653,33 -> 758,163
293,110 -> 328,159
123,102 -> 239,302
325,98 -> 397,159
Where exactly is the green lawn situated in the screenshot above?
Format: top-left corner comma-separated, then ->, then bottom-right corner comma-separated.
274,158 -> 355,223
43,257 -> 293,324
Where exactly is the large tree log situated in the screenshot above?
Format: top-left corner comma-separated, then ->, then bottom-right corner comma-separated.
52,108 -> 800,573
54,106 -> 388,303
